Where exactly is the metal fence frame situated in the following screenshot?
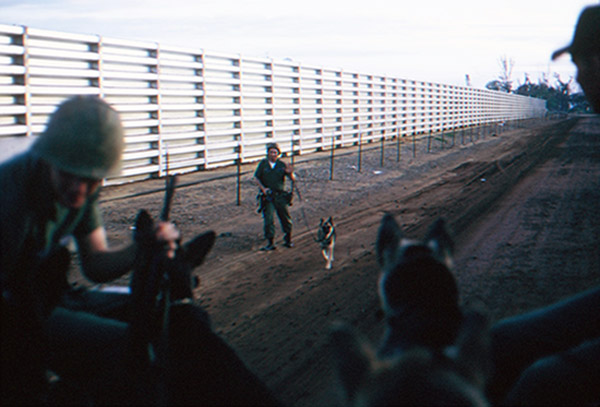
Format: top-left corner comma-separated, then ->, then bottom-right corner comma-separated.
0,24 -> 547,185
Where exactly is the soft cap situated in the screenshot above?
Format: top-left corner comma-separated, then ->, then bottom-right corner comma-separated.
552,5 -> 600,60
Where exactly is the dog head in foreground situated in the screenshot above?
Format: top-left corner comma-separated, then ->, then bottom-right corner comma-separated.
376,214 -> 462,352
329,214 -> 491,406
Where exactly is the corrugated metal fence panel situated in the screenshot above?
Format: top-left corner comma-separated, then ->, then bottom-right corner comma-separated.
0,23 -> 547,184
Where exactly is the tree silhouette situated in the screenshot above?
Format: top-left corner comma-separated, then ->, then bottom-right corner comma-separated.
485,56 -> 514,92
487,57 -> 592,113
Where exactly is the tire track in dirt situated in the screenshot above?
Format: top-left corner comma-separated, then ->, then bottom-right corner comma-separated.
455,117 -> 600,321
94,117 -> 593,407
200,119 -> 581,406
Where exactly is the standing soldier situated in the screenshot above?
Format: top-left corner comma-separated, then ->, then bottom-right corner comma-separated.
254,143 -> 296,251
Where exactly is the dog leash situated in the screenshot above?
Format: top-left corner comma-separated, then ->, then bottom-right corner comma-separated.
292,181 -> 321,243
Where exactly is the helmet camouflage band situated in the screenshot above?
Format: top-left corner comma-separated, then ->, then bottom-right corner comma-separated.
32,95 -> 125,179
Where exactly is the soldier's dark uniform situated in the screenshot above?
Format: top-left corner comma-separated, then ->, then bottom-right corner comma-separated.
254,145 -> 293,250
1,96 -> 282,406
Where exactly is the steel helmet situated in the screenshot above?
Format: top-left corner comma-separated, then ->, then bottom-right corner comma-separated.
32,95 -> 125,179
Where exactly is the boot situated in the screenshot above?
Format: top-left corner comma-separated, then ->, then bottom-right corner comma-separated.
283,234 -> 293,248
260,239 -> 276,251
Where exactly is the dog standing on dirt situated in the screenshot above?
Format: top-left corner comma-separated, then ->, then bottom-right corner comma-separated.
317,217 -> 336,269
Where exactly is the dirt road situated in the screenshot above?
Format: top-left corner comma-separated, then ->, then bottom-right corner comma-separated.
95,115 -> 600,406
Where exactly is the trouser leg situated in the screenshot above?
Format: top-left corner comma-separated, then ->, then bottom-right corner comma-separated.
487,286 -> 600,404
1,295 -> 47,405
45,306 -> 139,403
61,288 -> 131,321
1,288 -> 136,405
274,199 -> 292,243
262,201 -> 275,241
46,290 -> 155,404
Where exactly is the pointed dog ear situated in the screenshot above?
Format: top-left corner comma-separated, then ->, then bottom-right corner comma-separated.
425,218 -> 454,269
329,321 -> 373,403
182,231 -> 216,269
328,216 -> 333,224
376,213 -> 402,267
133,209 -> 155,243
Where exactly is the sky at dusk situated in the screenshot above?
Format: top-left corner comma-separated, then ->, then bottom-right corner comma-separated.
1,0 -> 597,90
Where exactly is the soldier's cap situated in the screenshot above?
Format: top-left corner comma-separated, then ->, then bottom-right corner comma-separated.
552,5 -> 600,60
266,142 -> 280,153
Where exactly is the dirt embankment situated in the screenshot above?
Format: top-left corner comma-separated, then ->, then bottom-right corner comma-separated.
94,116 -> 599,406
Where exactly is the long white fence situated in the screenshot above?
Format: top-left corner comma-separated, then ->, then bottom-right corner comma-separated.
0,24 -> 547,184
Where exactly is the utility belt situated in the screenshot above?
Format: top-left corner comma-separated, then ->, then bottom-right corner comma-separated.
256,189 -> 293,213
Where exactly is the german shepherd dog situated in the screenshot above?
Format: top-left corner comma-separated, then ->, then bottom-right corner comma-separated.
329,214 -> 491,406
317,217 -> 336,269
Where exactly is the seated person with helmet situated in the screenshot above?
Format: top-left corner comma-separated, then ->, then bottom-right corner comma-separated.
0,95 -> 280,406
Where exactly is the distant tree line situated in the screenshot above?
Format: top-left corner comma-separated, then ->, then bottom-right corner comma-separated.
484,56 -> 592,113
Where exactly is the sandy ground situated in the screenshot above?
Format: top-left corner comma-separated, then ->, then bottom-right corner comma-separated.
86,115 -> 599,406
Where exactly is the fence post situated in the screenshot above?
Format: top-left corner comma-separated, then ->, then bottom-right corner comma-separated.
291,136 -> 295,166
412,133 -> 416,158
427,130 -> 432,153
330,134 -> 335,181
380,135 -> 385,167
397,129 -> 401,162
236,140 -> 241,206
357,133 -> 362,173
